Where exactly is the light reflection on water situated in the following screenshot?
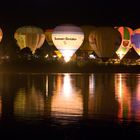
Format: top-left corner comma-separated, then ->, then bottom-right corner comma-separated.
51,74 -> 83,120
115,74 -> 131,121
0,73 -> 140,124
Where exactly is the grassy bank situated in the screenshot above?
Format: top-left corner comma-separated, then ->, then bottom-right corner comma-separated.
0,60 -> 140,73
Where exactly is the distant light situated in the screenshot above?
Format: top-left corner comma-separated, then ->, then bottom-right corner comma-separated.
89,54 -> 95,59
1,56 -> 10,60
53,55 -> 57,58
45,54 -> 48,58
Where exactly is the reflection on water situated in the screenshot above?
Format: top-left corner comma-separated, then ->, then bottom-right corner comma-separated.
51,74 -> 83,119
92,74 -> 117,119
0,96 -> 1,118
115,74 -> 131,121
14,87 -> 44,119
0,73 -> 140,124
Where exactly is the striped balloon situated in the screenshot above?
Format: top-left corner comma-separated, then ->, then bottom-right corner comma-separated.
15,26 -> 45,53
115,27 -> 133,59
131,29 -> 140,56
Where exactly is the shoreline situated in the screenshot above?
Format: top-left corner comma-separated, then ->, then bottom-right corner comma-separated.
0,61 -> 140,73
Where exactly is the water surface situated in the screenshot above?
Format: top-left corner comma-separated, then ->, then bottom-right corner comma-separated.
0,73 -> 140,126
1,73 -> 140,138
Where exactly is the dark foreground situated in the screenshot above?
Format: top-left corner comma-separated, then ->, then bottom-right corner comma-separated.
0,119 -> 140,139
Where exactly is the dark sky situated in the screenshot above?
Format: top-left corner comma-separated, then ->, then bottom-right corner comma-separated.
0,0 -> 140,31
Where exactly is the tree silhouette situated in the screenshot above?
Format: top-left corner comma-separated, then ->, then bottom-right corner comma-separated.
20,47 -> 32,60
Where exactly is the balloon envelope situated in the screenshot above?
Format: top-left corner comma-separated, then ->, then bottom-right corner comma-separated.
94,27 -> 121,60
115,27 -> 133,59
52,24 -> 84,62
0,28 -> 3,42
131,29 -> 140,56
80,25 -> 96,52
89,30 -> 98,53
14,26 -> 45,53
45,29 -> 54,46
80,25 -> 96,41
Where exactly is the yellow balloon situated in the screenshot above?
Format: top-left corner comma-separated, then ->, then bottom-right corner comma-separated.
94,27 -> 121,59
14,26 -> 45,53
45,29 -> 54,46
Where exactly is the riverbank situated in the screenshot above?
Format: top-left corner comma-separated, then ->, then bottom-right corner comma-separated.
0,61 -> 140,73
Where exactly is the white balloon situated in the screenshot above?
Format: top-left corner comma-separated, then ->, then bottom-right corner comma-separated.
52,24 -> 84,62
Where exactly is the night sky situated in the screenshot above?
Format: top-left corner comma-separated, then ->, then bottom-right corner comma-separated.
0,0 -> 140,32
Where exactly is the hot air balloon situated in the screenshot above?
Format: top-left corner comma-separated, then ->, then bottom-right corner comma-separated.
79,25 -> 96,55
131,29 -> 140,56
45,29 -> 54,46
0,28 -> 3,42
81,26 -> 95,40
14,26 -> 45,53
115,27 -> 133,59
93,27 -> 121,61
52,24 -> 84,62
89,30 -> 98,54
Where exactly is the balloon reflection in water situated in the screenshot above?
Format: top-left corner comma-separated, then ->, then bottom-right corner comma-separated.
14,86 -> 44,119
88,74 -> 95,116
133,74 -> 140,121
51,74 -> 83,122
0,96 -> 1,119
115,74 -> 131,121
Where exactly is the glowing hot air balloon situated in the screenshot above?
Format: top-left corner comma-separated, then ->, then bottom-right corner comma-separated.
131,29 -> 140,56
45,29 -> 54,46
94,27 -> 121,60
14,26 -> 45,53
81,26 -> 95,41
115,27 -> 133,59
52,24 -> 84,62
89,30 -> 98,54
0,28 -> 3,42
79,25 -> 96,53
